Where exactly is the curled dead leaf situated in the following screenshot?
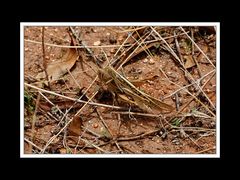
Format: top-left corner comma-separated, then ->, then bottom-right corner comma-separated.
68,116 -> 82,136
36,48 -> 78,81
183,55 -> 196,69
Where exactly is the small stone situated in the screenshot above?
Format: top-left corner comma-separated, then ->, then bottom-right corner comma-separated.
92,29 -> 97,33
93,41 -> 101,46
110,48 -> 115,53
54,29 -> 58,32
171,66 -> 178,71
143,58 -> 148,63
205,88 -> 211,93
172,139 -> 180,145
24,47 -> 29,51
106,32 -> 110,36
45,56 -> 50,60
93,123 -> 98,128
148,58 -> 155,65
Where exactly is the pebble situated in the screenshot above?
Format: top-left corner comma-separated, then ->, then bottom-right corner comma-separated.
93,41 -> 101,46
45,56 -> 50,60
172,139 -> 180,145
143,58 -> 148,63
93,123 -> 98,128
25,47 -> 29,51
148,58 -> 155,65
156,138 -> 161,143
106,32 -> 110,36
110,48 -> 115,53
92,29 -> 97,33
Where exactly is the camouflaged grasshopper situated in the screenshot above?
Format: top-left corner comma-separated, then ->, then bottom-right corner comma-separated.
98,66 -> 174,114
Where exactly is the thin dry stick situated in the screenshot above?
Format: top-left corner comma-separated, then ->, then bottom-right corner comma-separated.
174,30 -> 184,64
72,124 -> 91,153
177,70 -> 216,114
25,32 -> 189,49
112,27 -> 154,68
40,88 -> 99,153
117,26 -> 147,33
152,26 -> 216,111
79,137 -> 109,153
117,29 -> 154,70
67,69 -> 81,89
171,126 -> 215,132
41,27 -> 51,88
67,64 -> 111,136
195,132 -> 215,142
179,27 -> 215,68
30,91 -> 41,153
111,31 -> 190,66
95,108 -> 123,153
69,26 -> 101,66
24,138 -> 43,152
191,28 -> 203,79
151,26 -> 183,65
159,66 -> 215,117
25,83 -> 124,110
25,39 -> 132,48
133,27 -> 154,58
163,69 -> 215,99
75,91 -> 98,116
117,129 -> 160,141
152,27 -> 200,90
111,111 -> 162,118
38,91 -> 65,117
195,146 -> 216,154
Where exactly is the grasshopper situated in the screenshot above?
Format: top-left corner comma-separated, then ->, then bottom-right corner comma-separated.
98,66 -> 174,114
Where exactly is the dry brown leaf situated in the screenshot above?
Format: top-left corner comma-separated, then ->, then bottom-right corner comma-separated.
68,116 -> 82,136
36,48 -> 78,81
59,148 -> 67,154
184,55 -> 196,69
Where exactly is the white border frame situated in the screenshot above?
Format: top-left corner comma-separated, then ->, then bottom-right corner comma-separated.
20,22 -> 220,158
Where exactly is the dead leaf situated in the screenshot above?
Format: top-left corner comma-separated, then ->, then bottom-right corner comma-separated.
68,116 -> 82,136
36,48 -> 78,81
59,148 -> 67,154
184,55 -> 196,69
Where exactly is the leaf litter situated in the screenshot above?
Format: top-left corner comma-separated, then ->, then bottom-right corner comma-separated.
24,26 -> 217,154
